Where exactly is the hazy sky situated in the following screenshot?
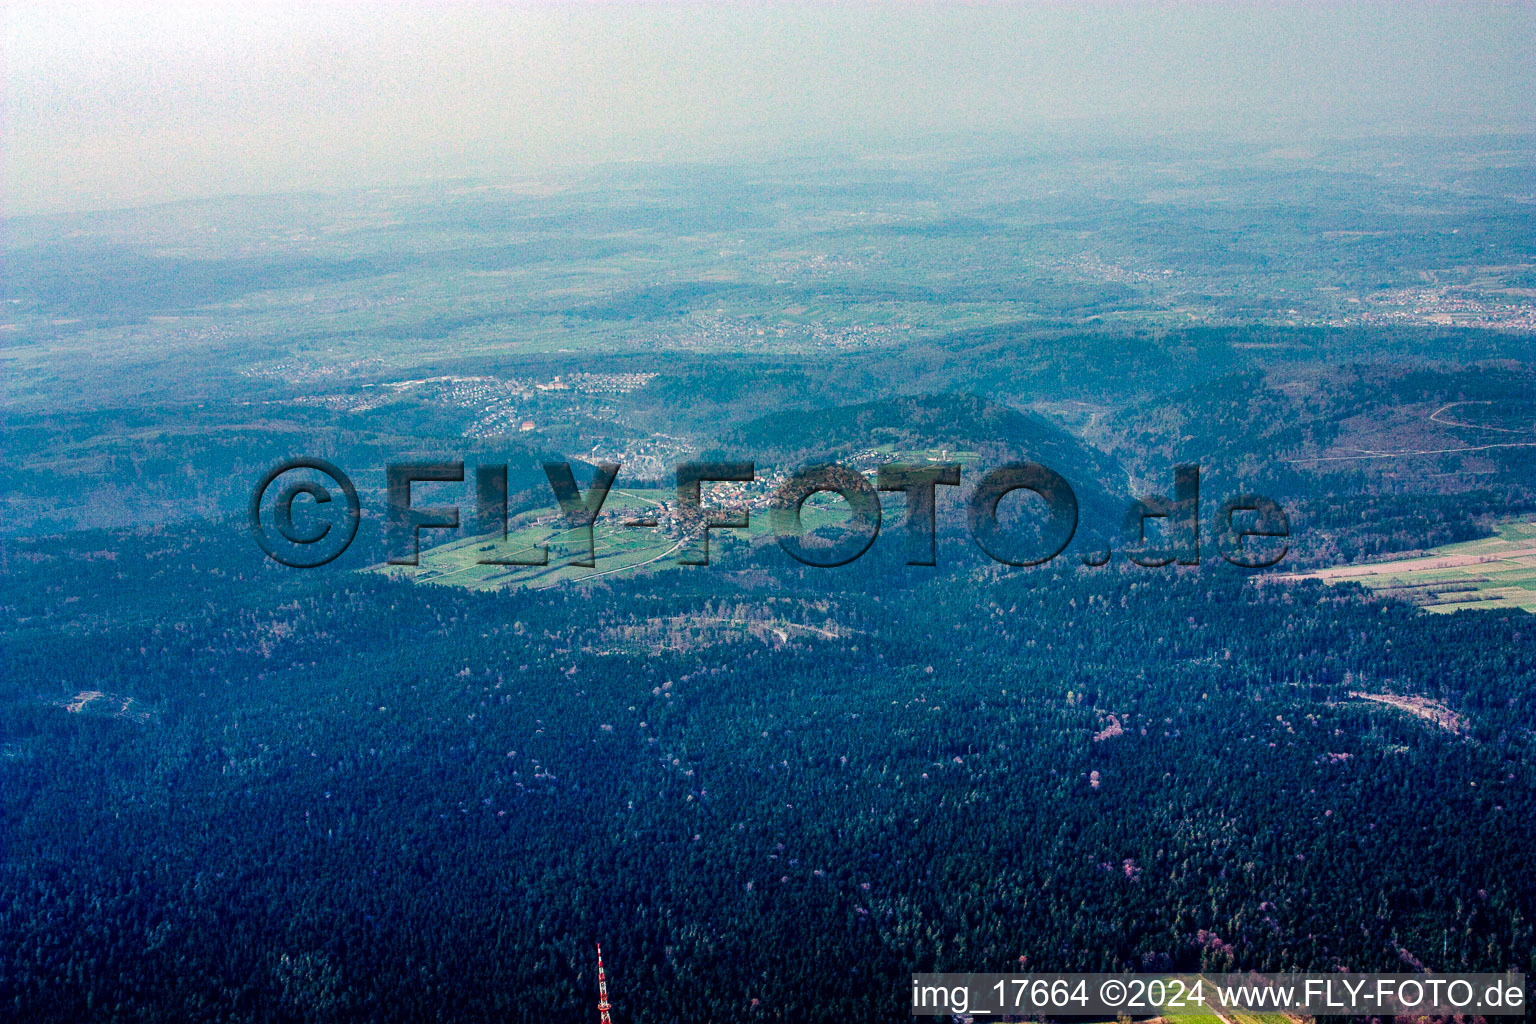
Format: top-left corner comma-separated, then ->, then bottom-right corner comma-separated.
5,2 -> 1535,216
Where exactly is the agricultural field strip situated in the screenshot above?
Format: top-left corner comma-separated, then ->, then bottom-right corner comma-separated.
1275,545 -> 1536,582
1271,518 -> 1536,613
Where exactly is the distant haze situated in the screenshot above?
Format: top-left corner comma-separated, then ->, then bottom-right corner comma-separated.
5,1 -> 1535,216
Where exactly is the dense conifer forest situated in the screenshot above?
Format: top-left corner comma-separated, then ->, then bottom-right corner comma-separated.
3,511 -> 1532,1021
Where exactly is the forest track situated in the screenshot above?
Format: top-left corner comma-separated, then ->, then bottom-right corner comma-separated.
1428,400 -> 1533,434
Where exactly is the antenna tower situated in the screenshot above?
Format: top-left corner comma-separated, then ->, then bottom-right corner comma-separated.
596,944 -> 613,1024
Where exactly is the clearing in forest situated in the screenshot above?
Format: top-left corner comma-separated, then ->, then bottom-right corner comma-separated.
1273,516 -> 1536,613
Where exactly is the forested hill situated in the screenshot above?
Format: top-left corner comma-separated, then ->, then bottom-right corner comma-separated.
727,392 -> 1126,495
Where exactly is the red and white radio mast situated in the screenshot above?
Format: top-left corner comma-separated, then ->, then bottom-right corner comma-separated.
596,944 -> 614,1024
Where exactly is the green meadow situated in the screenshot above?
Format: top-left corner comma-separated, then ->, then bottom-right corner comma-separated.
1283,516 -> 1536,613
370,486 -> 859,591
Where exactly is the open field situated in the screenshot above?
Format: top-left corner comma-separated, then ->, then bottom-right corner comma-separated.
368,486 -> 856,590
1273,517 -> 1536,613
370,487 -> 681,591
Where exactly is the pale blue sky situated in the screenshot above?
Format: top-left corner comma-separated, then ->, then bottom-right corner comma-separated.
6,2 -> 1535,215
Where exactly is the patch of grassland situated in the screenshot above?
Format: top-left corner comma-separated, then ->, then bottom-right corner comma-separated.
369,485 -> 855,591
1277,516 -> 1536,613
